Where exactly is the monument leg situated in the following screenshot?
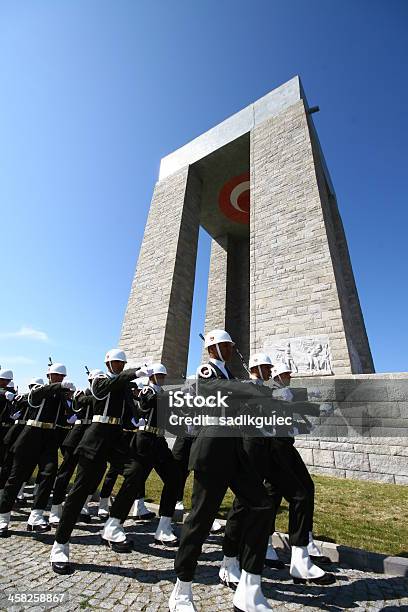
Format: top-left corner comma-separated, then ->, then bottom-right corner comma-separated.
120,167 -> 201,377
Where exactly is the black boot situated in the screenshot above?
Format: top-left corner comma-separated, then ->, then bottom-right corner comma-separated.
293,572 -> 336,585
51,562 -> 72,575
101,536 -> 133,552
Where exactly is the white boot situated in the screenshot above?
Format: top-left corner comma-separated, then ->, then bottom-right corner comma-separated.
27,509 -> 50,532
49,504 -> 62,525
80,495 -> 92,519
50,541 -> 71,574
50,541 -> 69,563
175,500 -> 184,512
169,578 -> 196,612
131,498 -> 155,518
219,555 -> 241,589
17,482 -> 26,500
0,511 -> 10,532
290,545 -> 325,580
264,536 -> 285,568
232,569 -> 272,612
28,509 -> 47,526
154,516 -> 178,545
210,518 -> 223,533
98,497 -> 110,518
101,517 -> 126,543
307,531 -> 323,556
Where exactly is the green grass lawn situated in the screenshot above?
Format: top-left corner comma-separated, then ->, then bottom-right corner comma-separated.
140,471 -> 408,557
49,452 -> 408,557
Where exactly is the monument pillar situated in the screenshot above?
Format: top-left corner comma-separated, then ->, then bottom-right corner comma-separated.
119,166 -> 201,376
250,98 -> 374,374
202,235 -> 249,375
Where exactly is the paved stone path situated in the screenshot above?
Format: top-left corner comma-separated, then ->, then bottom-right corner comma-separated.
0,503 -> 407,611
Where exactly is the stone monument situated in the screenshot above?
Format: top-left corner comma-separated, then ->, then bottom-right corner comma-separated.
120,76 -> 374,379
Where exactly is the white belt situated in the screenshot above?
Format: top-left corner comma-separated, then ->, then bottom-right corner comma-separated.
92,415 -> 121,425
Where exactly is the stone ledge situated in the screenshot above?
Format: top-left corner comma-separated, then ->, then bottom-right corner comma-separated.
147,502 -> 408,577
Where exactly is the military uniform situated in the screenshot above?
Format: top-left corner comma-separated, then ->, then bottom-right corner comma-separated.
0,393 -> 33,490
52,389 -> 94,506
115,383 -> 178,523
54,368 -> 141,544
0,387 -> 14,470
0,382 -> 68,519
174,359 -> 276,582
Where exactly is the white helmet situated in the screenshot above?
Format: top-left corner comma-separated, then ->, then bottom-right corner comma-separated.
204,329 -> 234,348
105,348 -> 127,363
88,368 -> 104,380
29,377 -> 44,387
0,369 -> 14,381
248,353 -> 273,369
273,364 -> 292,378
63,380 -> 76,392
47,363 -> 67,376
149,363 -> 167,376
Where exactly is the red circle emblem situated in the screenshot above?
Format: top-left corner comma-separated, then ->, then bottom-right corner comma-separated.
219,172 -> 250,224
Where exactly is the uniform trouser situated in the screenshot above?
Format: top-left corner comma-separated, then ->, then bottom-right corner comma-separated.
99,463 -> 145,501
99,463 -> 120,499
56,427 -> 72,451
174,468 -> 273,581
52,448 -> 79,505
0,451 -> 13,489
225,437 -> 315,550
109,446 -> 179,521
0,425 -> 23,489
265,438 -> 315,545
0,426 -> 11,467
0,428 -> 58,512
55,454 -> 118,543
97,431 -> 145,501
172,436 -> 194,501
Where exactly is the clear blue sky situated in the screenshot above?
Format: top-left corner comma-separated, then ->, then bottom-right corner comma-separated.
1,0 -> 407,390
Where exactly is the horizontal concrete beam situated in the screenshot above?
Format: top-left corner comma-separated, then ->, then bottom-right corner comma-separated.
159,76 -> 304,180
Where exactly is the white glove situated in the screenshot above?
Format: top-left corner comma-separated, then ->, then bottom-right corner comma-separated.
67,415 -> 77,424
136,366 -> 153,378
273,387 -> 293,402
11,411 -> 21,420
5,391 -> 15,402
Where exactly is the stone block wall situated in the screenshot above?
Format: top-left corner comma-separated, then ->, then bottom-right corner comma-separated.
292,373 -> 408,484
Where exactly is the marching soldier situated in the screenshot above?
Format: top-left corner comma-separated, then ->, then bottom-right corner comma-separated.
97,379 -> 155,521
50,349 -> 148,574
49,369 -> 103,525
0,363 -> 71,536
98,363 -> 179,548
170,330 -> 277,612
0,377 -> 43,497
55,380 -> 76,450
224,356 -> 334,586
0,370 -> 15,474
266,364 -> 334,584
